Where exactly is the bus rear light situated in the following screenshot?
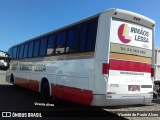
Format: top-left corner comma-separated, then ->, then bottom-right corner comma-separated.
151,68 -> 154,77
102,63 -> 109,74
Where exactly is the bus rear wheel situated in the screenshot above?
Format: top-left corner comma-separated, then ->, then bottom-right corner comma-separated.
10,74 -> 17,88
10,74 -> 14,84
41,81 -> 51,101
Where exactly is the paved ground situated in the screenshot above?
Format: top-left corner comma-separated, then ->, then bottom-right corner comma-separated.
0,70 -> 160,120
0,70 -> 7,84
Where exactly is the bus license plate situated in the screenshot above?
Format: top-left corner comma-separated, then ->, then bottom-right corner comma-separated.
128,85 -> 140,92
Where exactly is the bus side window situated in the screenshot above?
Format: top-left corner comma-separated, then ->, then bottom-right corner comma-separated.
40,37 -> 47,56
23,43 -> 28,58
87,19 -> 98,51
8,48 -> 13,59
55,31 -> 66,54
79,23 -> 88,52
19,44 -> 24,59
47,35 -> 55,55
13,47 -> 17,59
66,28 -> 78,54
28,42 -> 34,58
16,46 -> 20,59
33,40 -> 40,57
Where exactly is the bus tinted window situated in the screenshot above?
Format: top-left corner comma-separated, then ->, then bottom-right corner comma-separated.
87,19 -> 98,51
33,40 -> 40,57
55,31 -> 67,54
17,46 -> 20,59
40,37 -> 47,56
47,35 -> 55,55
23,43 -> 28,58
28,42 -> 34,58
19,44 -> 24,59
66,28 -> 78,53
8,48 -> 13,58
79,23 -> 88,52
13,47 -> 17,59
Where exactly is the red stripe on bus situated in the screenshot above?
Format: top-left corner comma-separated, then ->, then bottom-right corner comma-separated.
51,84 -> 93,105
15,77 -> 39,92
109,59 -> 151,72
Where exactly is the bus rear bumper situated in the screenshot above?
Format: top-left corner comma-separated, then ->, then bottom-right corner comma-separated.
91,94 -> 153,106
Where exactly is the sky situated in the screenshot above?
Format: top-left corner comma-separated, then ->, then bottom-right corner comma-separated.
0,0 -> 159,51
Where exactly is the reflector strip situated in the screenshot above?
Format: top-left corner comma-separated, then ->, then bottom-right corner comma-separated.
110,59 -> 151,73
102,63 -> 109,74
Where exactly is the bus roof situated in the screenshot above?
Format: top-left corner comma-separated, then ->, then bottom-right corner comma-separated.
103,8 -> 155,24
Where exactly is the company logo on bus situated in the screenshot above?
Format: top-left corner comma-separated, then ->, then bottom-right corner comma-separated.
118,24 -> 132,44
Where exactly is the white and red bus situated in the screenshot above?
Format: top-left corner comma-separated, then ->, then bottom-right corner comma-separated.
6,9 -> 155,106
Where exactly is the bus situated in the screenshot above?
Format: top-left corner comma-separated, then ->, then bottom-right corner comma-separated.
6,9 -> 155,106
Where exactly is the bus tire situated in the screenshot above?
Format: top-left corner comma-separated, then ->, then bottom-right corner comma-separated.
41,80 -> 50,101
10,74 -> 14,84
10,74 -> 17,88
